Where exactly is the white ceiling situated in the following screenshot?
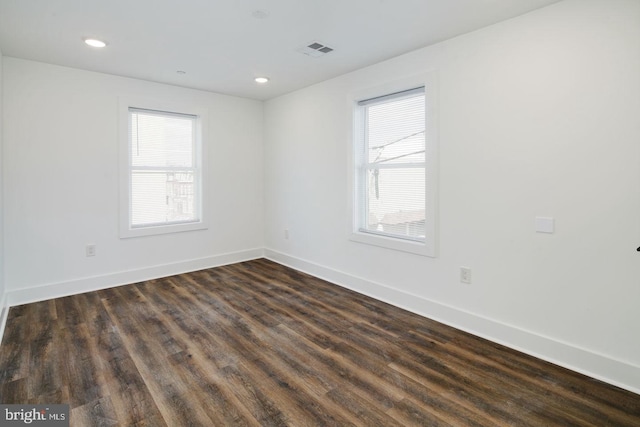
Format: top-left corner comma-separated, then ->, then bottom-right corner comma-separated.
0,0 -> 561,101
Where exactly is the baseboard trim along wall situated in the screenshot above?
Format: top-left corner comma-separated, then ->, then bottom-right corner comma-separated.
6,248 -> 264,307
263,248 -> 640,395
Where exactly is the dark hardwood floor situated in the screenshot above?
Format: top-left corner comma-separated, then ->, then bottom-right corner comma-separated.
0,259 -> 638,426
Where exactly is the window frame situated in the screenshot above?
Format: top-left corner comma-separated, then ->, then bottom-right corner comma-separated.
348,72 -> 438,257
119,97 -> 208,238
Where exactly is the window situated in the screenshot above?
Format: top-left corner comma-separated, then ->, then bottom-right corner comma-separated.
120,99 -> 207,238
351,74 -> 436,256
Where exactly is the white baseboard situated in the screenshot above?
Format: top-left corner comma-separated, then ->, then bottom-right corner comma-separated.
264,248 -> 640,395
6,248 -> 264,307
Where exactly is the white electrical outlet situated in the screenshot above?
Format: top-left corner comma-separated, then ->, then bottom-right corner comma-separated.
86,244 -> 96,257
284,229 -> 290,240
460,267 -> 471,284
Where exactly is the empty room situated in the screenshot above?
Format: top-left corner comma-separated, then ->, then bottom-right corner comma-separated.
0,0 -> 639,425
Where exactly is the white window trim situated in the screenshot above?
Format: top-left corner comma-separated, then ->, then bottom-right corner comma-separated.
347,72 -> 438,257
118,96 -> 209,238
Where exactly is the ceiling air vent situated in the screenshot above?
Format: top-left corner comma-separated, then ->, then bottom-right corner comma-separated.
297,41 -> 334,58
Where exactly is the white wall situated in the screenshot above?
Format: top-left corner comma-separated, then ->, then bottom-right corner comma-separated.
3,58 -> 264,302
264,0 -> 640,392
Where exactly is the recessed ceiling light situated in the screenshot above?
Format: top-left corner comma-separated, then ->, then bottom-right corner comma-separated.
84,38 -> 107,48
255,77 -> 269,84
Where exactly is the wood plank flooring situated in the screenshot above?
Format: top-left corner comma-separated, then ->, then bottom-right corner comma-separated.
0,258 -> 639,426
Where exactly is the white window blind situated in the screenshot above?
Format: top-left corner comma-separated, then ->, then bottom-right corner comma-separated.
128,108 -> 200,228
357,87 -> 426,242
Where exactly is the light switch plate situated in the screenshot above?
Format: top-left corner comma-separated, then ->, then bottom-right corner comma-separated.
535,217 -> 555,233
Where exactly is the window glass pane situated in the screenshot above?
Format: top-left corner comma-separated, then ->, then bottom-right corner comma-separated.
130,110 -> 194,168
131,171 -> 195,227
363,167 -> 426,240
367,94 -> 425,165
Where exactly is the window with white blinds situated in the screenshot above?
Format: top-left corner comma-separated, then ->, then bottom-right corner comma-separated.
120,100 -> 206,238
351,74 -> 436,257
357,88 -> 426,241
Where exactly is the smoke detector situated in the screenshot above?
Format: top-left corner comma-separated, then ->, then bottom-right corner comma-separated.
296,41 -> 334,58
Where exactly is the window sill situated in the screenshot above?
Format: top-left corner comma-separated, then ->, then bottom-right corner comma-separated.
349,231 -> 435,257
120,221 -> 208,239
